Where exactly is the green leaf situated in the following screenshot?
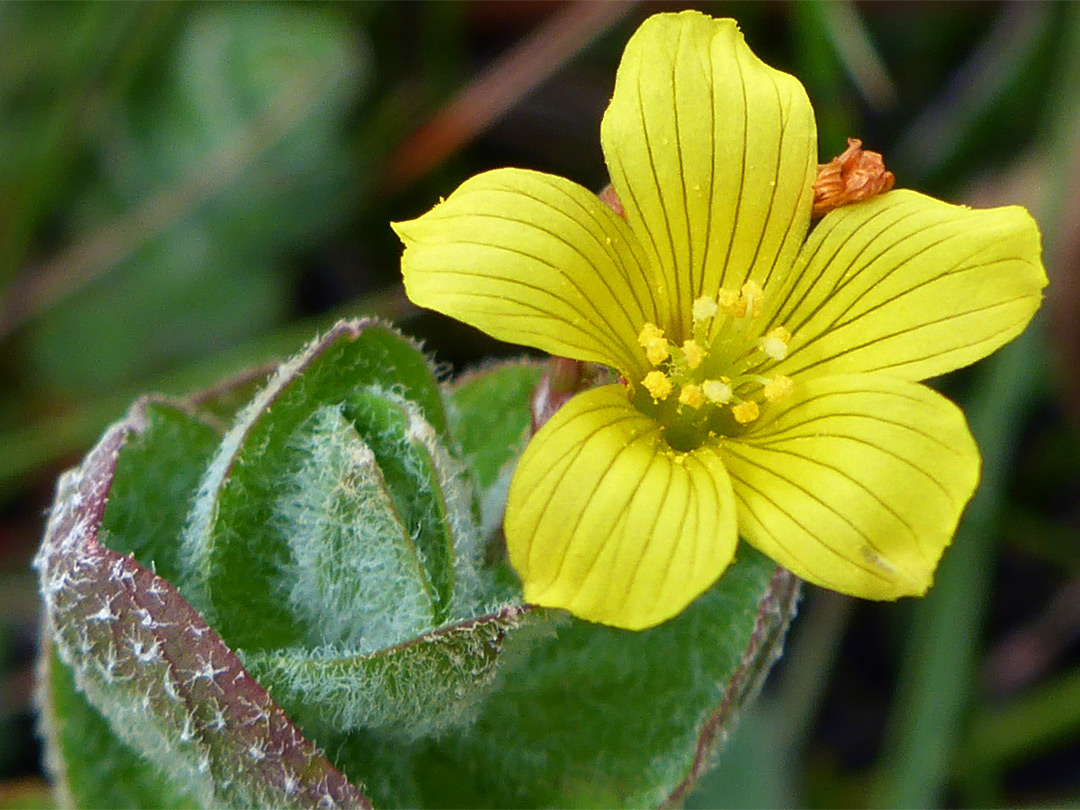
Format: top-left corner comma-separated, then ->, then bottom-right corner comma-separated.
181,320 -> 448,652
428,549 -> 797,808
328,550 -> 798,809
34,320 -> 800,809
344,388 -> 486,625
33,418 -> 370,809
275,404 -> 435,651
243,605 -> 532,744
98,398 -> 222,584
444,359 -> 543,598
446,360 -> 543,492
37,645 -> 199,810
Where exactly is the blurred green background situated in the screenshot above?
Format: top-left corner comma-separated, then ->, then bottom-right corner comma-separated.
1,2 -> 1078,807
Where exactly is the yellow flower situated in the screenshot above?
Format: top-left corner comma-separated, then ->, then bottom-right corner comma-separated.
392,12 -> 1047,630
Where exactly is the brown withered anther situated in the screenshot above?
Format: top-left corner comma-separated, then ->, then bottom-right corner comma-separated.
811,138 -> 895,218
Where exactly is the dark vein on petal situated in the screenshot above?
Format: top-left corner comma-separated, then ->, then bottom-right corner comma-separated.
725,462 -> 894,583
541,180 -> 659,325
612,453 -> 676,617
814,222 -> 999,333
784,203 -> 930,335
719,45 -> 750,293
783,297 -> 1026,378
737,442 -> 924,541
868,319 -> 1027,376
637,48 -> 682,332
671,23 -> 694,308
684,456 -> 706,590
763,101 -> 815,299
609,143 -> 667,313
725,451 -> 893,581
762,205 -> 860,331
639,456 -> 684,618
544,420 -> 661,588
426,249 -> 639,363
687,451 -> 727,584
697,32 -> 717,299
445,204 -> 648,344
753,431 -> 960,507
753,388 -> 966,455
522,409 -> 644,572
831,250 -> 1023,334
745,70 -> 786,290
726,444 -> 885,553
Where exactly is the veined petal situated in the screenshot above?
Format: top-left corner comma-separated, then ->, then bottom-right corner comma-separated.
767,190 -> 1047,381
601,11 -> 816,340
394,168 -> 659,379
719,374 -> 979,599
506,385 -> 738,630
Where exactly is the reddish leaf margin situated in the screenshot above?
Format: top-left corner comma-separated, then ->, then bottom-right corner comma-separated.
33,402 -> 372,810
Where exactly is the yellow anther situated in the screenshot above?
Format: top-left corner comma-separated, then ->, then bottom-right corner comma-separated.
638,322 -> 670,365
731,400 -> 760,425
763,375 -> 795,402
702,378 -> 733,404
681,339 -> 706,370
642,370 -> 673,401
717,288 -> 742,316
644,338 -> 670,365
760,326 -> 792,361
692,296 -> 719,322
638,322 -> 665,346
740,280 -> 764,318
678,384 -> 705,410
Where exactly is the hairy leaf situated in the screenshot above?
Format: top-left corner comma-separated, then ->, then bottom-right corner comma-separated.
420,551 -> 799,809
275,405 -> 434,652
98,399 -> 222,584
33,417 -> 370,809
36,644 -> 198,809
180,320 -> 446,651
446,360 -> 544,493
244,606 -> 532,744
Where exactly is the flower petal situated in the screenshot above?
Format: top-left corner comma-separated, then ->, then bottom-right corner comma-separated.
506,385 -> 738,630
767,190 -> 1047,381
601,11 -> 816,339
394,168 -> 659,379
719,374 -> 980,599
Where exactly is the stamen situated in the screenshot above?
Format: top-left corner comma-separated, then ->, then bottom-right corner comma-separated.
638,322 -> 670,365
678,384 -> 705,410
642,370 -> 673,401
681,339 -> 706,370
692,296 -> 718,322
644,339 -> 670,366
702,378 -> 733,404
731,400 -> 760,425
717,288 -> 742,316
632,284 -> 798,442
638,323 -> 665,344
763,375 -> 795,402
760,326 -> 791,361
740,281 -> 763,319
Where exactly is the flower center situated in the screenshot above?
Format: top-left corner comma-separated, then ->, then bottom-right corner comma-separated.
633,282 -> 795,451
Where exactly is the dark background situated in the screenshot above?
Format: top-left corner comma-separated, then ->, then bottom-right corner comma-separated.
2,2 -> 1078,807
